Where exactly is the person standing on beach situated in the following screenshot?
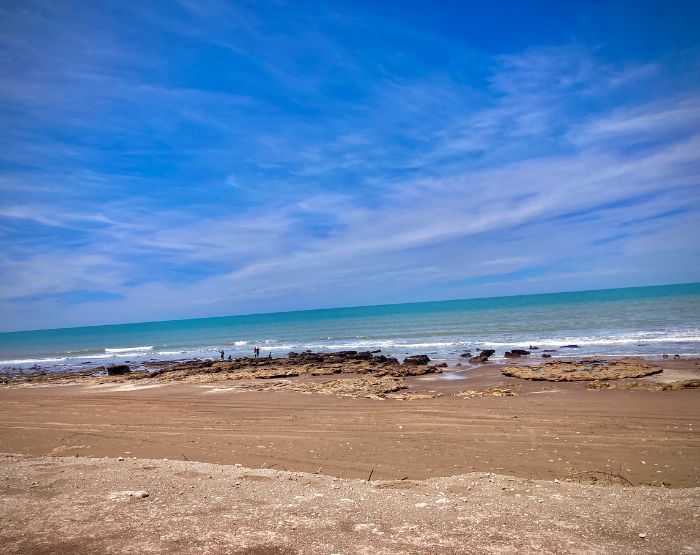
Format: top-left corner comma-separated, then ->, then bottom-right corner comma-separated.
219,349 -> 224,360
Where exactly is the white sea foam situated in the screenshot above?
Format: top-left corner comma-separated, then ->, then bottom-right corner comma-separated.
261,344 -> 296,351
0,357 -> 68,365
105,346 -> 155,353
480,331 -> 700,348
304,340 -> 461,350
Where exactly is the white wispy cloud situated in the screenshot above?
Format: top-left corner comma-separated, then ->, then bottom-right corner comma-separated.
0,2 -> 698,330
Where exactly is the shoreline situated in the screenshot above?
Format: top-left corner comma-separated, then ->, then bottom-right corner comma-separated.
1,355 -> 698,487
3,347 -> 699,376
3,331 -> 700,375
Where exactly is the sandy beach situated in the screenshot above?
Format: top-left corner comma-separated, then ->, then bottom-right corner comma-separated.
2,452 -> 699,554
1,354 -> 699,553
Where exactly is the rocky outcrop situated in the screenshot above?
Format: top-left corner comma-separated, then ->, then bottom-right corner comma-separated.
0,347 -> 448,395
453,387 -> 516,398
107,365 -> 130,376
501,358 -> 662,382
469,350 -> 495,364
403,355 -> 430,366
504,349 -> 531,358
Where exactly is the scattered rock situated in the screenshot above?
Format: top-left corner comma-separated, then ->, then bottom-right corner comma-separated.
502,358 -> 663,382
587,379 -> 700,391
560,345 -> 580,349
109,490 -> 149,500
541,354 -> 552,358
107,365 -> 130,376
453,387 -> 515,398
403,355 -> 430,366
469,350 -> 495,364
504,349 -> 531,358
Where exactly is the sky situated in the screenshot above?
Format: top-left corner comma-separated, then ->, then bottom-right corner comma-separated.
0,0 -> 699,332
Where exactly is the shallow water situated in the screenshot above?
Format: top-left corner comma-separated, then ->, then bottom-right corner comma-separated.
1,282 -> 699,373
440,372 -> 468,381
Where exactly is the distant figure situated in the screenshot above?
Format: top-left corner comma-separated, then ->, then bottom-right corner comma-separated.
268,352 -> 272,359
253,346 -> 259,358
228,355 -> 232,361
219,349 -> 224,360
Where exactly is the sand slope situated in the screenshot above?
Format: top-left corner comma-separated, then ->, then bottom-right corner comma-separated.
1,453 -> 699,554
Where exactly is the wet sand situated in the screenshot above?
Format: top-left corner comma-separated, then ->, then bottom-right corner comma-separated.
1,361 -> 698,487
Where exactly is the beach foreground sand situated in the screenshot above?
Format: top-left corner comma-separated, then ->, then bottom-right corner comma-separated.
1,453 -> 699,554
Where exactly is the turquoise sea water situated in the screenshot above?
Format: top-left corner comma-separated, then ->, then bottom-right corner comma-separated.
1,283 -> 700,372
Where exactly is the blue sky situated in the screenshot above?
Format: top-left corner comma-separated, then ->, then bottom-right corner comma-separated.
1,0 -> 699,331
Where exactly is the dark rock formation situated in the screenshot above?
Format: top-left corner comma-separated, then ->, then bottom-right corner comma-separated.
459,352 -> 472,358
542,353 -> 552,358
107,364 -> 130,376
403,355 -> 430,366
560,345 -> 580,349
504,349 -> 531,358
469,350 -> 495,364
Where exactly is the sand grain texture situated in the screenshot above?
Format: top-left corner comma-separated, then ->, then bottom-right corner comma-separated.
1,454 -> 699,554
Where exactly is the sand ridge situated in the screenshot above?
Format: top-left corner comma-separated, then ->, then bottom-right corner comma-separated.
1,453 -> 699,554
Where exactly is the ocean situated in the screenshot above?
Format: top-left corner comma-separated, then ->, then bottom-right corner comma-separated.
1,283 -> 699,373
